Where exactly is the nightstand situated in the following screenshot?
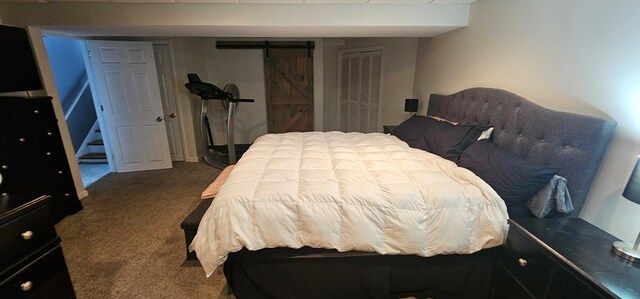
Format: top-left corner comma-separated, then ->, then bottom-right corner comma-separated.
383,125 -> 397,134
493,218 -> 640,299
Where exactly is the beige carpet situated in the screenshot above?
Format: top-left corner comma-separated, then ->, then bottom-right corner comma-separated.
55,162 -> 232,299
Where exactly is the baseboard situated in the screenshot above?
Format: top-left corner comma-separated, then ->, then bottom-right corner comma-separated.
78,190 -> 89,200
184,154 -> 202,163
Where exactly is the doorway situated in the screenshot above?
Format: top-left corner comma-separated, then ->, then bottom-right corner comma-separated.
263,48 -> 314,133
83,40 -> 174,173
43,36 -> 110,187
45,38 -> 185,186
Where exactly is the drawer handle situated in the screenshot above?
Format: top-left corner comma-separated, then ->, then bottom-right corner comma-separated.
1,165 -> 7,169
20,281 -> 33,292
21,230 -> 34,240
47,132 -> 53,136
518,258 -> 528,267
19,137 -> 26,143
46,152 -> 52,156
33,109 -> 40,114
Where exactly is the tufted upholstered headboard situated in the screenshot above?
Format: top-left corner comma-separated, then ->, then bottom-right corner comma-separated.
427,88 -> 616,217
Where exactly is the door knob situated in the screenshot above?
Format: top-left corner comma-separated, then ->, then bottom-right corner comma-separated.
170,113 -> 177,118
156,116 -> 163,122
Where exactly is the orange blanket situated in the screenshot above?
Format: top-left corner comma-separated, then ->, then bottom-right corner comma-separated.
201,165 -> 234,200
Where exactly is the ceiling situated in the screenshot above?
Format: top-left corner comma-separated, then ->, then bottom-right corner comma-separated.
2,0 -> 476,3
0,0 -> 478,37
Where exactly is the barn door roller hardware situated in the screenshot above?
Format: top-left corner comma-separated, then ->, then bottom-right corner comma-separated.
216,41 -> 315,57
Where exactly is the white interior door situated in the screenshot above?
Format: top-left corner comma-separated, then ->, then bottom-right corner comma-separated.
84,40 -> 172,172
153,44 -> 184,161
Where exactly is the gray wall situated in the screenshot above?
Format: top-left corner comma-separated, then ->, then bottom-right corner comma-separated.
43,36 -> 96,152
43,36 -> 88,111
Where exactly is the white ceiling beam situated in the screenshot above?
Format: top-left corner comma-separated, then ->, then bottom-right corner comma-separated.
0,0 -> 477,3
0,2 -> 473,37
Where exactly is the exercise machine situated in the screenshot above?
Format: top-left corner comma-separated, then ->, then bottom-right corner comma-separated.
185,73 -> 254,168
185,73 -> 255,169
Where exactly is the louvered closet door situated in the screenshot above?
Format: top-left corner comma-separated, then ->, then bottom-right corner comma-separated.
338,50 -> 382,133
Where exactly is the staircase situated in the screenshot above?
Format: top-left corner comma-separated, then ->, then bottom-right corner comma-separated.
78,124 -> 108,164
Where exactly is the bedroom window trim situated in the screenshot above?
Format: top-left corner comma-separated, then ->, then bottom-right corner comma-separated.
337,46 -> 384,133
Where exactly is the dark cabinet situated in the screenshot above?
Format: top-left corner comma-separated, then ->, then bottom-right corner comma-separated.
0,196 -> 75,298
0,96 -> 82,223
493,218 -> 640,299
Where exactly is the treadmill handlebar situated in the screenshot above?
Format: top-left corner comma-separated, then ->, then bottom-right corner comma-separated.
185,82 -> 232,100
185,73 -> 255,103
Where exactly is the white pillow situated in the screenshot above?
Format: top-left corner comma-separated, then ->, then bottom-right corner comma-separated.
477,127 -> 494,141
428,116 -> 494,141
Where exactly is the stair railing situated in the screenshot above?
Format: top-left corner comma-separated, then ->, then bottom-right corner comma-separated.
75,120 -> 101,160
64,80 -> 90,120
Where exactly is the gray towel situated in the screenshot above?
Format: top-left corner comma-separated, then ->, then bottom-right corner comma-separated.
526,175 -> 574,218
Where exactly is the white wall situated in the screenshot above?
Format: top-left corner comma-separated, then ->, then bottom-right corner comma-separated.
413,0 -> 640,241
203,40 -> 269,145
165,37 -> 208,162
322,38 -> 344,132
313,39 -> 324,131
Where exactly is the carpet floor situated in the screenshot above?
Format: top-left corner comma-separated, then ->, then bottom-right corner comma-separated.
55,162 -> 232,299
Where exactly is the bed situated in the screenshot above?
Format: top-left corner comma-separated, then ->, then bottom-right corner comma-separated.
190,88 -> 616,299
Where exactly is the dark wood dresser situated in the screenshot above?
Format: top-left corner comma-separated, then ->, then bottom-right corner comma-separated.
0,96 -> 82,223
0,195 -> 75,298
493,218 -> 640,299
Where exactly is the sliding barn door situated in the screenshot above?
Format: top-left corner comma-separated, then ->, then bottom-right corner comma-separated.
264,48 -> 314,133
338,50 -> 382,133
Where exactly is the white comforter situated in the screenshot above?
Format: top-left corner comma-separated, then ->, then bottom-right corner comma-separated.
191,132 -> 508,277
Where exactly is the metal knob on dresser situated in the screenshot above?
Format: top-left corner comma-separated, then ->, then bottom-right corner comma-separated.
0,196 -> 76,298
21,230 -> 34,240
518,258 -> 528,267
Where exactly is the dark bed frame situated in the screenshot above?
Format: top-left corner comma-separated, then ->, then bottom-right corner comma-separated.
222,88 -> 616,299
